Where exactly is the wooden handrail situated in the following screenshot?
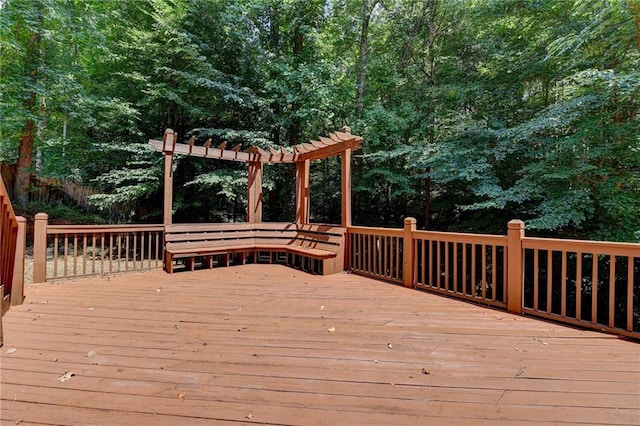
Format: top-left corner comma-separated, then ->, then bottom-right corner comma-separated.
522,236 -> 640,256
1,177 -> 18,306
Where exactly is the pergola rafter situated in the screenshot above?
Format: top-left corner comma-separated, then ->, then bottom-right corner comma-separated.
149,127 -> 362,226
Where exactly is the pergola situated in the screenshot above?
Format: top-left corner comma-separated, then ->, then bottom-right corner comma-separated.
149,127 -> 363,226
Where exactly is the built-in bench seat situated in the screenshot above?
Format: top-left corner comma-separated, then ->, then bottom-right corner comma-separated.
164,222 -> 345,275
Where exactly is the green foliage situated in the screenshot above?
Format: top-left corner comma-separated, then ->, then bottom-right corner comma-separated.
1,0 -> 637,240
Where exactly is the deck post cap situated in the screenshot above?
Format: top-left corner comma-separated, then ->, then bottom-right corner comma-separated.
507,219 -> 525,229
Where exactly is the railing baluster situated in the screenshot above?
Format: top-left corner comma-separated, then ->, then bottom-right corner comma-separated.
592,253 -> 598,325
412,237 -> 417,285
481,244 -> 487,300
109,233 -> 114,272
73,234 -> 78,276
82,234 -> 87,275
491,244 -> 496,301
444,241 -> 450,291
436,240 -> 441,289
609,255 -> 615,328
125,233 -> 130,271
576,253 -> 583,322
471,243 -> 476,296
533,249 -> 539,311
627,257 -> 633,332
546,250 -> 552,313
53,234 -> 59,279
561,251 -> 567,317
100,233 -> 105,274
453,242 -> 458,294
148,231 -> 152,269
117,233 -> 122,272
92,234 -> 96,273
63,235 -> 69,277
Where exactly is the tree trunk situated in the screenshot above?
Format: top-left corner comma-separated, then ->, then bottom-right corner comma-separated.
289,26 -> 303,145
423,0 -> 439,229
15,118 -> 35,206
630,0 -> 640,53
355,0 -> 377,119
14,11 -> 43,207
424,176 -> 431,229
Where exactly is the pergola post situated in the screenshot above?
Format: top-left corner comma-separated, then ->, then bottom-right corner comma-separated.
295,159 -> 310,224
247,161 -> 263,223
341,147 -> 352,227
162,129 -> 175,226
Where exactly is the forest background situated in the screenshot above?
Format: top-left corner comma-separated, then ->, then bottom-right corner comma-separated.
1,0 -> 639,242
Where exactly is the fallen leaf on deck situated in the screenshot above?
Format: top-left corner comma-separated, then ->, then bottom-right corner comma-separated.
327,326 -> 335,332
86,351 -> 96,357
421,368 -> 431,375
5,348 -> 18,355
41,300 -> 48,304
533,337 -> 549,346
387,343 -> 393,349
57,371 -> 74,382
155,289 -> 162,293
245,412 -> 253,420
177,392 -> 185,400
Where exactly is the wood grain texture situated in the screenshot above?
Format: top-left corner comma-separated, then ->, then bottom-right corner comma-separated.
1,265 -> 639,425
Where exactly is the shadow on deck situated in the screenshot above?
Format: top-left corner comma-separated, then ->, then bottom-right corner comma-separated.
1,264 -> 638,425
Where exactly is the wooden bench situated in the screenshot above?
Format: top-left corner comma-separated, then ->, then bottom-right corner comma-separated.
164,222 -> 345,275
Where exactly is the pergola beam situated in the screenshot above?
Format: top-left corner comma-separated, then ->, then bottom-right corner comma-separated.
151,127 -> 362,225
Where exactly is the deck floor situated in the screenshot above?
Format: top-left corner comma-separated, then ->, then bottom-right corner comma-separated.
1,264 -> 639,425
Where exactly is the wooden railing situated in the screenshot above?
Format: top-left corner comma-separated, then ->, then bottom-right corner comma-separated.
0,176 -> 26,308
413,230 -> 508,309
33,214 -> 164,282
347,218 -> 639,339
348,226 -> 404,284
522,237 -> 639,338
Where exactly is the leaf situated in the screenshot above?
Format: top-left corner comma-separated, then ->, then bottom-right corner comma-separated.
327,327 -> 335,332
4,348 -> 18,355
57,371 -> 75,382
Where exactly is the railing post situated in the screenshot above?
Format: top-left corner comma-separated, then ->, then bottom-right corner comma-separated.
403,217 -> 416,288
33,213 -> 49,284
11,216 -> 26,305
507,219 -> 525,314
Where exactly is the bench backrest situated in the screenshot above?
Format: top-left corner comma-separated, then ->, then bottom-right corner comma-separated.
165,222 -> 345,254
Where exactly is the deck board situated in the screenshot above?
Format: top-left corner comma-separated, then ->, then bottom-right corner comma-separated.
1,264 -> 639,425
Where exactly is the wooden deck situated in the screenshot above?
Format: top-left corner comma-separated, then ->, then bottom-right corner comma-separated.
1,265 -> 639,425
